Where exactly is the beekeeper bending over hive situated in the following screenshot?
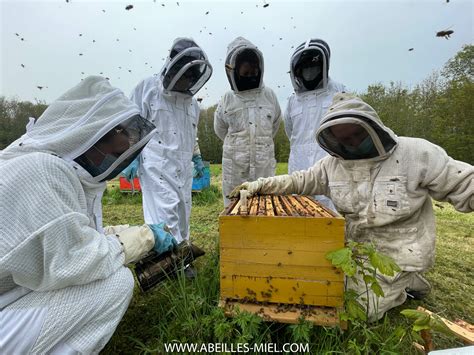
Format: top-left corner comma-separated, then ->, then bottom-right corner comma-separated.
230,92 -> 474,321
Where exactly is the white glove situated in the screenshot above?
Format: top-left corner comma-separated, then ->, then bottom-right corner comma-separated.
103,224 -> 130,235
114,225 -> 155,264
228,180 -> 263,199
228,175 -> 299,199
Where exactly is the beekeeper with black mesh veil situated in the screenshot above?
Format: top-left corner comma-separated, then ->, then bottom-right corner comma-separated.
214,36 -> 281,206
0,76 -> 179,353
127,38 -> 212,250
230,93 -> 474,321
284,38 -> 346,211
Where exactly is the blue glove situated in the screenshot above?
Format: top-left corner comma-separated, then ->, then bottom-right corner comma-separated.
148,223 -> 178,255
121,157 -> 140,182
192,154 -> 205,178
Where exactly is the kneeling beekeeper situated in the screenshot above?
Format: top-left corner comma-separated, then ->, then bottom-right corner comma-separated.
230,92 -> 474,321
0,76 -> 177,353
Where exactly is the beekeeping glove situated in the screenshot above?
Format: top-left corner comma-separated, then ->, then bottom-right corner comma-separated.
192,154 -> 205,178
148,222 -> 178,255
121,156 -> 140,182
103,224 -> 131,235
114,225 -> 155,264
228,179 -> 264,198
229,175 -> 298,199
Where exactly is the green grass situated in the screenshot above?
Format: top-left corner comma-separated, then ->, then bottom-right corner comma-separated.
102,163 -> 473,354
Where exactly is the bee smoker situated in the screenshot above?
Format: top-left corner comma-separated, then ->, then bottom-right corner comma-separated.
133,241 -> 205,292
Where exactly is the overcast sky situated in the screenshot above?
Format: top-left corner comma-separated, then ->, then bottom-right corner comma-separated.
1,0 -> 472,107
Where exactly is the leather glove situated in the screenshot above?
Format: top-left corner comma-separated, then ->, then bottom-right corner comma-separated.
115,225 -> 155,264
192,154 -> 205,178
148,223 -> 178,255
228,180 -> 263,199
121,156 -> 140,182
103,224 -> 130,235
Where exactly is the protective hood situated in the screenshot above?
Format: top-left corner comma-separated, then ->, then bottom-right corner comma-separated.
290,38 -> 330,93
225,37 -> 264,92
315,93 -> 399,161
0,76 -> 157,182
160,37 -> 212,96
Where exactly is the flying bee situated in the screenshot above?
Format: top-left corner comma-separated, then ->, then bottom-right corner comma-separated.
196,98 -> 203,103
408,48 -> 414,51
125,5 -> 133,10
263,3 -> 269,8
436,29 -> 454,39
37,86 -> 44,90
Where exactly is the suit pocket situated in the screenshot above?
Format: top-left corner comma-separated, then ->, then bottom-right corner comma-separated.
373,177 -> 410,217
329,181 -> 353,213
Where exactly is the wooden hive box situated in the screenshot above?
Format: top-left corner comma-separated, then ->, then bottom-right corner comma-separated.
219,195 -> 345,319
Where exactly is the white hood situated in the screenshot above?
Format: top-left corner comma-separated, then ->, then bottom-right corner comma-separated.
225,36 -> 265,93
316,93 -> 399,161
0,76 -> 141,163
289,38 -> 331,93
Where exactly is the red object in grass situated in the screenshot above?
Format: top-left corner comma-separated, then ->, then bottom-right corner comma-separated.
119,176 -> 141,192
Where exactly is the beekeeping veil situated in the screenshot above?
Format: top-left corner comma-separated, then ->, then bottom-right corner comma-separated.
161,37 -> 212,95
0,76 -> 156,183
290,38 -> 330,93
225,37 -> 264,92
315,93 -> 398,160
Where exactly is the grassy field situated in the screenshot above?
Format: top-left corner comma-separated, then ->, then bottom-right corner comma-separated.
102,164 -> 473,354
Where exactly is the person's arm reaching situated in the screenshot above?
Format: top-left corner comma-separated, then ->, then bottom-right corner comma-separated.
229,159 -> 331,198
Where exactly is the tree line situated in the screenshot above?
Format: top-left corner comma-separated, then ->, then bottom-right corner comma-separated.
1,45 -> 472,165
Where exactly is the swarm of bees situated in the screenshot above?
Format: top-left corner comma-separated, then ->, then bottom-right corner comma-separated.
11,2 -> 462,94
436,29 -> 454,39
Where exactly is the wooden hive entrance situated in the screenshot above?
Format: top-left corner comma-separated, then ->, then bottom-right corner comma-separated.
219,195 -> 346,327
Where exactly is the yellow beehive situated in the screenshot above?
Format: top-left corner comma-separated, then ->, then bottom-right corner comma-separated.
219,195 -> 345,309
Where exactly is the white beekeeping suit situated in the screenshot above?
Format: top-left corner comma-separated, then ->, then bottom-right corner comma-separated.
230,93 -> 474,321
0,76 -> 158,353
130,37 -> 212,243
214,37 -> 282,206
284,38 -> 346,210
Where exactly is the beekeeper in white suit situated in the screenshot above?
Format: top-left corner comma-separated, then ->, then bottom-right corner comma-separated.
0,76 -> 177,354
126,37 -> 212,243
231,93 -> 474,321
214,36 -> 281,206
284,38 -> 346,210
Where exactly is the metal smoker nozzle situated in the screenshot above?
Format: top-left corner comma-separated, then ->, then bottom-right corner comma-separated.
134,241 -> 206,292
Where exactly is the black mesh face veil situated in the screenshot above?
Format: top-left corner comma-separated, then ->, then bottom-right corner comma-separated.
224,37 -> 265,92
74,115 -> 156,182
316,116 -> 397,160
290,38 -> 331,93
162,40 -> 212,95
233,49 -> 262,91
